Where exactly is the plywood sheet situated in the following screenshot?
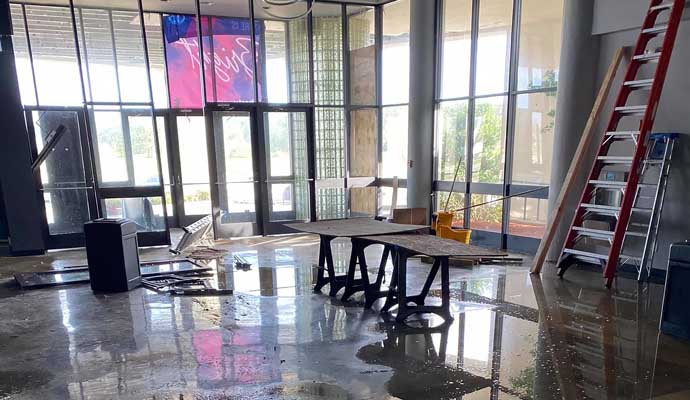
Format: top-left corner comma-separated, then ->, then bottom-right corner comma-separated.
350,108 -> 377,177
287,218 -> 427,237
358,234 -> 507,258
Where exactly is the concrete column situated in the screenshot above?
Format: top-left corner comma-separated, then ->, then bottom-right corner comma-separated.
406,0 -> 436,218
546,0 -> 599,261
0,6 -> 46,255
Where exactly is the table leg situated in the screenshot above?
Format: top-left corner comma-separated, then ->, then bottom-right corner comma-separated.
341,239 -> 362,302
313,236 -> 328,293
374,245 -> 390,288
408,258 -> 441,306
440,257 -> 451,320
381,248 -> 399,313
364,244 -> 391,308
323,238 -> 344,297
394,252 -> 408,323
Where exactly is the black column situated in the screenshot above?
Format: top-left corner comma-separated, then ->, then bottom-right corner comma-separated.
0,0 -> 46,255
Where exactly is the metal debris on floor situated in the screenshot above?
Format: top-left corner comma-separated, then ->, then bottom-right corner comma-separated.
14,259 -> 212,289
170,215 -> 214,254
233,254 -> 252,270
187,246 -> 229,260
141,272 -> 233,296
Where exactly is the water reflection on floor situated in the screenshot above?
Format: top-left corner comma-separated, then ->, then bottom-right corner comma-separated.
0,235 -> 689,399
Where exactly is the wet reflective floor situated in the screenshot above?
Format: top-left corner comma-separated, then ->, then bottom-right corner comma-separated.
1,234 -> 690,399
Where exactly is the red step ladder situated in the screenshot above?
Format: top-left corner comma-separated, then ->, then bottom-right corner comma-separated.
557,0 -> 685,288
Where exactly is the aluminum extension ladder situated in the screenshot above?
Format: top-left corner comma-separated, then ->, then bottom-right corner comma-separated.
619,133 -> 675,281
557,0 -> 686,288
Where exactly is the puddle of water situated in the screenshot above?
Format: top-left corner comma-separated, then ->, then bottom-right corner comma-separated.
0,370 -> 53,397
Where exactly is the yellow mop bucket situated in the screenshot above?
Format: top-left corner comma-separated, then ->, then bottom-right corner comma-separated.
432,211 -> 471,244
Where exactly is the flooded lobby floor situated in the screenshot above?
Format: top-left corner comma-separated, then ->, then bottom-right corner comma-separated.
0,234 -> 689,399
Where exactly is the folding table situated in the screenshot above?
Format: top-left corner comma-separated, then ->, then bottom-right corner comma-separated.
287,219 -> 427,297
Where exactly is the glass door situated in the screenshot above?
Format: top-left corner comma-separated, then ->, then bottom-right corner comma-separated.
89,107 -> 170,246
170,113 -> 213,226
211,110 -> 261,238
259,109 -> 313,234
25,108 -> 99,249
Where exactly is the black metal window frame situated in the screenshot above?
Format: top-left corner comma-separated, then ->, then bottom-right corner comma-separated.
432,0 -> 558,251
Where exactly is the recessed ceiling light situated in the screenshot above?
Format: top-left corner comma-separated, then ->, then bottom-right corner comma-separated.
201,1 -> 214,5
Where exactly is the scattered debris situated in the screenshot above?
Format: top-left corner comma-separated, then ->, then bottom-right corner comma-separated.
170,215 -> 214,254
141,273 -> 232,296
233,254 -> 252,270
188,246 -> 228,260
420,255 -> 523,267
14,260 -> 212,289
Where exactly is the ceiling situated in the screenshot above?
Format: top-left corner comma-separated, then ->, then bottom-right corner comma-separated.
11,0 -> 387,18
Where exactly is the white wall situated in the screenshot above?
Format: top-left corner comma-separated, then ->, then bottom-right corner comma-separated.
593,0 -> 690,270
593,0 -> 690,34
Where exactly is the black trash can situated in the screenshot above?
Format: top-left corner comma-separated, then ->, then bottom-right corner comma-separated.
84,218 -> 141,293
660,241 -> 690,340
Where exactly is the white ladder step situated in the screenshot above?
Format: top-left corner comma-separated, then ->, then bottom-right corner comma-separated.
626,231 -> 647,238
615,105 -> 647,115
605,131 -> 640,140
581,203 -> 620,212
620,254 -> 642,264
633,52 -> 661,62
563,248 -> 609,262
596,156 -> 663,165
624,79 -> 654,89
598,156 -> 633,164
573,226 -> 614,239
632,207 -> 653,213
582,203 -> 654,213
589,180 -> 656,189
573,226 -> 647,239
650,2 -> 673,12
642,26 -> 668,35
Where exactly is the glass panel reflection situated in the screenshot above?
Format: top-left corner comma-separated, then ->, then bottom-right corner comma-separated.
104,197 -> 165,231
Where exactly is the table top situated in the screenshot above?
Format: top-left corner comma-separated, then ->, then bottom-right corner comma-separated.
286,218 -> 428,238
357,234 -> 508,258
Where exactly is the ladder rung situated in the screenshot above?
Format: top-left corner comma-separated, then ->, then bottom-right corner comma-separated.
605,131 -> 640,140
620,254 -> 642,264
626,231 -> 647,238
589,180 -> 656,189
632,207 -> 653,213
595,156 -> 660,165
598,156 -> 633,164
650,2 -> 673,11
633,52 -> 661,62
624,79 -> 654,89
615,105 -> 647,115
573,226 -> 614,238
642,26 -> 668,35
581,203 -> 620,212
563,248 -> 609,262
630,222 -> 649,228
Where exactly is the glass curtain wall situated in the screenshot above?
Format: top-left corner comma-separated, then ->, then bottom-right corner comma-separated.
434,0 -> 563,250
378,0 -> 410,217
348,6 -> 378,218
10,0 -> 170,246
8,0 -> 562,246
10,0 -> 389,239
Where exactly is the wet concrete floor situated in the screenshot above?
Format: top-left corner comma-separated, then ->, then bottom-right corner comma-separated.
1,234 -> 689,399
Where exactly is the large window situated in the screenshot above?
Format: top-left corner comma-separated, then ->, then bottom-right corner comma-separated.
434,0 -> 563,250
382,0 -> 409,106
8,0 -> 561,244
380,0 -> 410,184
